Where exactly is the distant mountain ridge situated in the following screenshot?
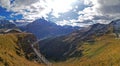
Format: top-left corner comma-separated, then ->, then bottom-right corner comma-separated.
19,18 -> 81,39
110,19 -> 120,38
14,22 -> 29,27
0,20 -> 16,29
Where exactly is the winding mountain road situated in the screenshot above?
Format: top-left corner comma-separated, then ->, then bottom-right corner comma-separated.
31,39 -> 52,66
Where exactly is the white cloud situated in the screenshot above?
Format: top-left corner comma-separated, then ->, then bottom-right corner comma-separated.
56,0 -> 120,26
10,0 -> 50,21
70,0 -> 120,25
14,0 -> 39,6
0,0 -> 78,22
46,0 -> 76,17
0,0 -> 10,9
56,19 -> 93,27
0,0 -> 120,26
0,0 -> 50,21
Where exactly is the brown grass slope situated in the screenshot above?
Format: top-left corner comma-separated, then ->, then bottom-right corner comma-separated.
0,33 -> 44,66
53,33 -> 120,66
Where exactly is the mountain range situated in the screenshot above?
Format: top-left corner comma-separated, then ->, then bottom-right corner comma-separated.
38,19 -> 120,62
0,20 -> 16,29
18,18 -> 81,39
0,19 -> 81,39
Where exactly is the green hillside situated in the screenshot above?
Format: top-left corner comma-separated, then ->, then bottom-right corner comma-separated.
0,33 -> 44,66
53,33 -> 120,66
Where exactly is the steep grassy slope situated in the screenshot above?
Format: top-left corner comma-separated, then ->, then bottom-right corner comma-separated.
39,23 -> 111,61
0,33 -> 44,66
53,33 -> 120,66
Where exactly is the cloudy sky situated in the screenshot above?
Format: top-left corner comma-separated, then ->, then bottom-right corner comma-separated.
0,0 -> 120,27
